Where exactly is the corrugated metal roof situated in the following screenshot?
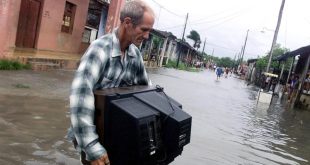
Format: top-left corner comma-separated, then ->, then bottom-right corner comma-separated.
247,58 -> 258,63
274,45 -> 310,61
151,29 -> 177,39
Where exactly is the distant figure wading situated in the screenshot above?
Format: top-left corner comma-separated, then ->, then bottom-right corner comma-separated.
216,66 -> 223,80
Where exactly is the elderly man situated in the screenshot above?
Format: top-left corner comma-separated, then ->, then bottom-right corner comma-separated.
67,1 -> 155,164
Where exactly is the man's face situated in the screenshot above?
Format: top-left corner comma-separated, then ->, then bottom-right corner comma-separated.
127,11 -> 154,46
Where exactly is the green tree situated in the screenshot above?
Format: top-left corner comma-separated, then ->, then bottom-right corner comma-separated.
219,57 -> 234,68
186,30 -> 201,49
152,35 -> 162,50
256,44 -> 289,71
256,56 -> 269,70
212,57 -> 234,68
211,56 -> 220,64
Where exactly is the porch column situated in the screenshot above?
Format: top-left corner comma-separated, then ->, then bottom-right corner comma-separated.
147,38 -> 154,67
286,57 -> 295,84
105,0 -> 126,33
276,61 -> 285,97
292,54 -> 310,108
98,6 -> 108,37
279,61 -> 285,81
166,42 -> 174,65
164,41 -> 172,64
156,41 -> 162,66
186,49 -> 190,65
0,0 -> 10,57
170,44 -> 177,61
159,38 -> 168,67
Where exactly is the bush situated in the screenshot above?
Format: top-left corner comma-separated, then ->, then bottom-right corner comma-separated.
165,60 -> 177,68
0,59 -> 31,70
164,60 -> 198,72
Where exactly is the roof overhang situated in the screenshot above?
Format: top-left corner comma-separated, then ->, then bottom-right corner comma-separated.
274,45 -> 310,61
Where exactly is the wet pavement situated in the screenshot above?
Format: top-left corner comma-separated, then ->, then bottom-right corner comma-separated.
0,68 -> 309,165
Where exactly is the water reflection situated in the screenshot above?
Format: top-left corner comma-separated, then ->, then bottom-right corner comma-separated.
0,95 -> 80,165
150,69 -> 310,165
0,69 -> 309,165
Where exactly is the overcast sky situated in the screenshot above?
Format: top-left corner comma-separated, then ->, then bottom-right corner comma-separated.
145,0 -> 310,60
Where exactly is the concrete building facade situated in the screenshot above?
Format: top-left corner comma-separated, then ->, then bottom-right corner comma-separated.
1,0 -> 91,58
0,0 -> 126,59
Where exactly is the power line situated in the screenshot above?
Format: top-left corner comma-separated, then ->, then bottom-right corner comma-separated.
148,1 -> 267,58
187,6 -> 237,24
184,11 -> 247,42
303,17 -> 310,25
161,23 -> 186,30
150,0 -> 185,18
176,13 -> 189,67
193,6 -> 258,32
195,11 -> 245,31
157,2 -> 256,34
206,43 -> 239,52
168,7 -> 254,46
161,6 -> 251,30
188,6 -> 252,27
205,42 -> 260,56
155,6 -> 162,28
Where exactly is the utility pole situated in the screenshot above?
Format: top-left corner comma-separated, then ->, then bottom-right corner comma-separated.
201,38 -> 206,56
156,7 -> 162,28
266,0 -> 286,73
232,53 -> 237,68
240,29 -> 249,66
236,47 -> 242,67
176,13 -> 189,68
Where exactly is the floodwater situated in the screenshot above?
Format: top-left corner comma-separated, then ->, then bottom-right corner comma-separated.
0,69 -> 309,165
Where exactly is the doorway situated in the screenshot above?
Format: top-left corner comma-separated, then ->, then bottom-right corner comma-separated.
15,0 -> 43,48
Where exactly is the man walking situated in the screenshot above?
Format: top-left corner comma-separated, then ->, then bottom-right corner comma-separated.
67,1 -> 155,164
216,66 -> 223,80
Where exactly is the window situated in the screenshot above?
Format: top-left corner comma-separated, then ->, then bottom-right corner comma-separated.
82,28 -> 92,43
61,1 -> 76,33
86,0 -> 103,29
98,0 -> 111,4
82,26 -> 98,43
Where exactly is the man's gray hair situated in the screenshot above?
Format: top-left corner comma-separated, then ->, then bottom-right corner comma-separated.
120,0 -> 153,26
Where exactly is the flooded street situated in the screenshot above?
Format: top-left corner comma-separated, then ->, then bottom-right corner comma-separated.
0,68 -> 310,165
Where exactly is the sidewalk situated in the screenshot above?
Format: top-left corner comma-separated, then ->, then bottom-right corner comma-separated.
0,70 -> 74,99
0,68 -> 158,99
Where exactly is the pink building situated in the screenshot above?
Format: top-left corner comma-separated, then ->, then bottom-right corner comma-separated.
1,0 -> 89,57
0,0 -> 125,65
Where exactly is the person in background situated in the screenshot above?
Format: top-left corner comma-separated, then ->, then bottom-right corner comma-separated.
216,66 -> 223,80
303,74 -> 310,94
224,67 -> 229,78
67,1 -> 155,164
265,76 -> 271,91
288,75 -> 299,102
285,74 -> 294,95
